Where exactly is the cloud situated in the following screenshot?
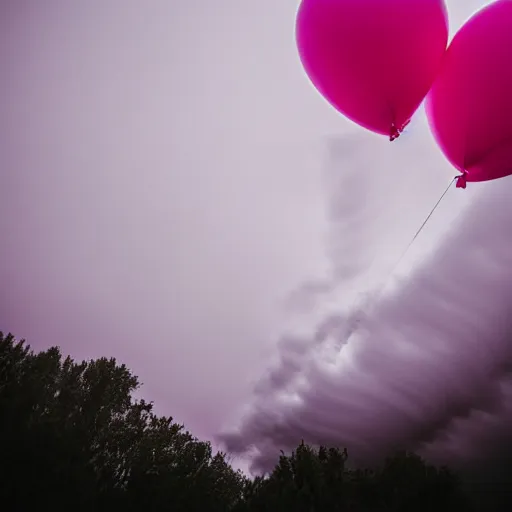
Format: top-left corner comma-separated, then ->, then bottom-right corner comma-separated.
217,127 -> 512,480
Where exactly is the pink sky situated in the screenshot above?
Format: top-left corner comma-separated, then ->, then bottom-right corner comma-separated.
2,0 -> 508,479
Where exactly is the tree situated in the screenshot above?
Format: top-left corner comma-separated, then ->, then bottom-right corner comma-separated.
0,331 -> 474,511
375,450 -> 473,512
0,332 -> 245,511
240,443 -> 473,512
240,441 -> 350,511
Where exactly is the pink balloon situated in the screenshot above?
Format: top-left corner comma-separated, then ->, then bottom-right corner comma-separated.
426,0 -> 512,189
296,0 -> 449,141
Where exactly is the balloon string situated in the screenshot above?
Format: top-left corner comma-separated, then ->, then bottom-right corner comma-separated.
342,176 -> 458,346
385,175 -> 457,282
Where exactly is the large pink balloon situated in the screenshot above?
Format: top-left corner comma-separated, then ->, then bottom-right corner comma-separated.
426,0 -> 512,189
296,0 -> 448,141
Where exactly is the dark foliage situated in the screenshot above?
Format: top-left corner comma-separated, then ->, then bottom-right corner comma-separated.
0,332 -> 474,511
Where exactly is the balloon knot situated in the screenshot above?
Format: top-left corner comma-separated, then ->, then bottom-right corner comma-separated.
456,172 -> 467,189
389,124 -> 400,141
389,119 -> 411,142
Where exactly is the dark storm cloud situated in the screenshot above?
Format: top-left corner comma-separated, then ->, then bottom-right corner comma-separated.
219,136 -> 512,478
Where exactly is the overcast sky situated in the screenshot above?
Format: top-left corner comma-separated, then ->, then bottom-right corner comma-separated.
1,0 -> 505,476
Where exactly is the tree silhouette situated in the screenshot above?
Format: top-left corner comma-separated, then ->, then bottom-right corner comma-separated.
240,444 -> 472,512
0,332 -> 246,511
0,332 -> 475,511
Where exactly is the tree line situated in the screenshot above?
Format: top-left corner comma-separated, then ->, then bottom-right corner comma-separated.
0,332 -> 475,511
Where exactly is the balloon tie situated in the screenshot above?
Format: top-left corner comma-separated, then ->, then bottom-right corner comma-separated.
389,119 -> 411,142
389,124 -> 400,142
456,171 -> 468,189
